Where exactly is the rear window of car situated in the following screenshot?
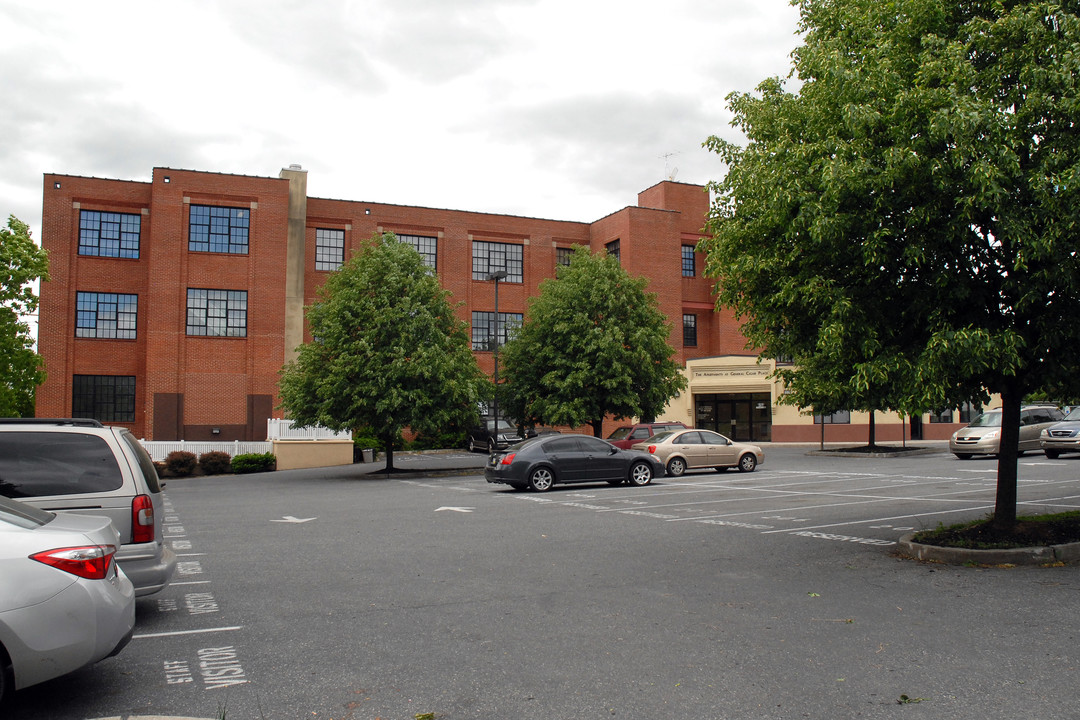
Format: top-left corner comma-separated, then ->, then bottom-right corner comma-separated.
0,495 -> 55,528
121,431 -> 162,493
0,432 -> 124,498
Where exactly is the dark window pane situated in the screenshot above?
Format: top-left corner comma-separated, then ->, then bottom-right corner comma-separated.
0,432 -> 125,498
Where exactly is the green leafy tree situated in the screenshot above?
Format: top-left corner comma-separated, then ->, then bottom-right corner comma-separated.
279,233 -> 489,471
1,216 -> 49,417
702,0 -> 1080,527
500,245 -> 686,437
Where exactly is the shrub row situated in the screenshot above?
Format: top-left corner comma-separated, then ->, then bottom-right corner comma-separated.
161,450 -> 277,477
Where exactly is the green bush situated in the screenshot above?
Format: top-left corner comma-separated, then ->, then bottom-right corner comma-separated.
165,451 -> 198,477
198,451 -> 232,476
231,452 -> 276,474
409,430 -> 465,451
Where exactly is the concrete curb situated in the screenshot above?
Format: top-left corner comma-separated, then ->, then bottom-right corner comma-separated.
897,533 -> 1080,566
807,446 -> 943,458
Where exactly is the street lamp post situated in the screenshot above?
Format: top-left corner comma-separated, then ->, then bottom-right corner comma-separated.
487,270 -> 508,449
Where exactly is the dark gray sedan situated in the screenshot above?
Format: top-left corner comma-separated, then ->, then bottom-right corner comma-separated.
485,434 -> 665,491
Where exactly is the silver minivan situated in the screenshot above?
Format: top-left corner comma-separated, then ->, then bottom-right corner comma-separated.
0,419 -> 176,596
949,405 -> 1065,459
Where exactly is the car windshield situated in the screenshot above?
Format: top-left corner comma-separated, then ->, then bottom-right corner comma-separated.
607,427 -> 632,441
487,420 -> 516,432
968,412 -> 1002,428
1065,407 -> 1080,422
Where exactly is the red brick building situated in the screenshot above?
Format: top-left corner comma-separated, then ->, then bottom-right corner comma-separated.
37,165 -> 965,443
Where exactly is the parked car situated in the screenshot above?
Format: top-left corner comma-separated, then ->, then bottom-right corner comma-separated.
949,405 -> 1065,459
1040,406 -> 1080,458
466,419 -> 535,453
0,495 -> 135,699
0,418 -> 176,596
485,434 -> 665,491
633,429 -> 764,475
606,421 -> 689,449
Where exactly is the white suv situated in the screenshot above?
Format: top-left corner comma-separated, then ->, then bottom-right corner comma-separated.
0,418 -> 176,596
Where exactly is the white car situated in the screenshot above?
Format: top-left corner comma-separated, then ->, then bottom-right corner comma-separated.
0,496 -> 135,698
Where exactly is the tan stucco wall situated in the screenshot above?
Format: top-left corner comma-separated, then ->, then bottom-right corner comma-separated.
272,439 -> 354,470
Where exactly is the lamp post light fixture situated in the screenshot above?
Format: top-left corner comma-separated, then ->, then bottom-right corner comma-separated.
487,269 -> 509,443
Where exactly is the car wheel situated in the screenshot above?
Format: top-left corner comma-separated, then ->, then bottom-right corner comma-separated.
1045,450 -> 1060,459
528,467 -> 555,492
737,453 -> 757,472
0,644 -> 10,703
468,436 -> 479,453
628,461 -> 653,486
666,457 -> 686,477
488,439 -> 497,454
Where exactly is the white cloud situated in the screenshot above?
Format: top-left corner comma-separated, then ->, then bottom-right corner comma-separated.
0,0 -> 802,235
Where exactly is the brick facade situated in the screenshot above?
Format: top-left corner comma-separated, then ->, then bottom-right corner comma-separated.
38,165 -> 965,443
38,166 -> 744,441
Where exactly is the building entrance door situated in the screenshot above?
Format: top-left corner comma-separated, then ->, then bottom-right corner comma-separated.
694,393 -> 772,442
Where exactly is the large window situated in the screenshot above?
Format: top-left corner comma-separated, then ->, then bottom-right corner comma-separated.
683,313 -> 698,347
960,401 -> 981,423
186,289 -> 247,337
399,234 -> 437,270
472,241 -> 523,282
75,292 -> 137,339
79,210 -> 141,258
682,245 -> 696,277
315,228 -> 345,271
471,311 -> 523,350
72,375 -> 136,422
606,239 -> 621,262
189,205 -> 250,254
556,247 -> 573,267
814,410 -> 851,424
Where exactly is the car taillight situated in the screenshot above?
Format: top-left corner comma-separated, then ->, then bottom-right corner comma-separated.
500,453 -> 516,465
132,494 -> 155,543
647,445 -> 657,454
31,545 -> 116,580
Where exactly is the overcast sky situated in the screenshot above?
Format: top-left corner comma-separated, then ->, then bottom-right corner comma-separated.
2,0 -> 803,242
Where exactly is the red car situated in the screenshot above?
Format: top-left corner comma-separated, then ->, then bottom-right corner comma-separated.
606,421 -> 689,449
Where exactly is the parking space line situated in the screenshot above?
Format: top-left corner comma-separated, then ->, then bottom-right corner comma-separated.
133,626 -> 243,640
758,504 -> 996,534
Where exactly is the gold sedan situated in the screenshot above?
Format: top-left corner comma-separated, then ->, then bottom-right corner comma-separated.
632,429 -> 764,476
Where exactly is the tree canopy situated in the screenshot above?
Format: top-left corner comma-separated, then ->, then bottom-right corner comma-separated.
702,0 -> 1080,525
0,216 -> 49,417
500,245 -> 686,437
278,232 -> 488,470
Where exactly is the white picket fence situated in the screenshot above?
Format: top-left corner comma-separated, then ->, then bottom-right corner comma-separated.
140,439 -> 273,462
140,419 -> 351,461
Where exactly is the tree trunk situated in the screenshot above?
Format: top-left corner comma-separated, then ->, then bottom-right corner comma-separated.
993,381 -> 1022,529
591,419 -> 604,438
382,431 -> 396,473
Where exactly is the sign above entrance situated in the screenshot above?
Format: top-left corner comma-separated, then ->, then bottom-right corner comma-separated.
692,366 -> 771,380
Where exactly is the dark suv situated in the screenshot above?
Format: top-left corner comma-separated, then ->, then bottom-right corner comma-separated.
466,419 -> 536,453
606,421 -> 689,449
0,418 -> 176,596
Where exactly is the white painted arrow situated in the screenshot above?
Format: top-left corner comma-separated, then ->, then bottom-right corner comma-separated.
435,506 -> 475,513
271,516 -> 317,523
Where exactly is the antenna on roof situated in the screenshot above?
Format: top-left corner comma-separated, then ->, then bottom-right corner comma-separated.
660,152 -> 680,181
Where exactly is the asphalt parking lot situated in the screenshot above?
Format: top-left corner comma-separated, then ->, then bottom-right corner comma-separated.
6,444 -> 1080,719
